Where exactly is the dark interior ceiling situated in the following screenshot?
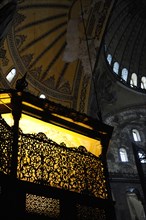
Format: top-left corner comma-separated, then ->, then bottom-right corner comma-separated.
104,0 -> 146,93
0,0 -> 146,121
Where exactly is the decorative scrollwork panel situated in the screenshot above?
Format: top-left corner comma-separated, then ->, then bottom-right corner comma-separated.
25,194 -> 60,218
0,118 -> 12,174
76,204 -> 106,220
0,119 -> 109,199
17,133 -> 108,199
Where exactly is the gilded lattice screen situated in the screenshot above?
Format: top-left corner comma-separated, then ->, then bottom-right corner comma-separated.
0,117 -> 13,174
0,117 -> 108,199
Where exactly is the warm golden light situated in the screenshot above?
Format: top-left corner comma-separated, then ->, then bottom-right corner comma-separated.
0,93 -> 11,106
2,113 -> 102,157
22,101 -> 44,111
52,113 -> 93,130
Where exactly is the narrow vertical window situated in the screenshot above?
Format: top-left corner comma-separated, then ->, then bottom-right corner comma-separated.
119,147 -> 128,162
113,62 -> 119,74
6,68 -> 16,82
132,129 -> 141,141
141,76 -> 146,89
130,73 -> 137,87
121,68 -> 128,81
107,54 -> 112,65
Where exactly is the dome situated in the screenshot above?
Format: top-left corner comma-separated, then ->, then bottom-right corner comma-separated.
0,0 -> 95,111
104,0 -> 146,93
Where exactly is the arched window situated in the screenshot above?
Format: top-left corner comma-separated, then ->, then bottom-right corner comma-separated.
130,73 -> 137,87
141,76 -> 146,89
126,188 -> 146,220
138,149 -> 146,163
107,54 -> 112,65
119,147 -> 128,162
132,129 -> 141,141
6,68 -> 16,82
39,94 -> 46,99
121,68 -> 128,81
113,62 -> 119,74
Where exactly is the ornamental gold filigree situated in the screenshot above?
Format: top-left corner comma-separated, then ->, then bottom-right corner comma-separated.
0,119 -> 108,199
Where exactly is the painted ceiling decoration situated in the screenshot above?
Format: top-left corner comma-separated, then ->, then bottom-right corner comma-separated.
0,0 -> 17,41
0,0 -> 115,114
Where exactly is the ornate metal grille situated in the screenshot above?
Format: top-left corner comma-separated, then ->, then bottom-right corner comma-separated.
0,118 -> 108,199
25,193 -> 60,218
0,117 -> 13,174
76,204 -> 106,220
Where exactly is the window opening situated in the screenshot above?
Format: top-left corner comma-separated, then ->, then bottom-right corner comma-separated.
138,149 -> 146,163
119,147 -> 128,162
113,62 -> 119,74
121,68 -> 128,81
130,73 -> 137,87
141,76 -> 146,89
132,129 -> 141,142
39,94 -> 46,99
107,54 -> 112,65
6,68 -> 16,83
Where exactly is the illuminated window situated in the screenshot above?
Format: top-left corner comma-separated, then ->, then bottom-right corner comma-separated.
121,68 -> 128,81
138,149 -> 146,163
113,62 -> 119,74
132,129 -> 141,141
107,54 -> 112,65
130,73 -> 137,87
119,147 -> 128,162
6,68 -> 16,82
39,94 -> 46,99
141,76 -> 146,89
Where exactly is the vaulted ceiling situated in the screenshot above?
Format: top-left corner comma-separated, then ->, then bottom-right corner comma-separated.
0,0 -> 146,122
104,0 -> 146,92
0,0 -> 114,116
